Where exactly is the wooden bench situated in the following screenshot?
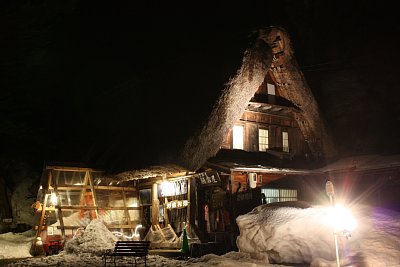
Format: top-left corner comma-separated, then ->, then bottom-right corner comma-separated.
102,241 -> 150,267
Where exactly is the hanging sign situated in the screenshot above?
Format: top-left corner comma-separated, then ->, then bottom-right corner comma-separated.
194,171 -> 221,186
166,200 -> 189,209
159,179 -> 188,197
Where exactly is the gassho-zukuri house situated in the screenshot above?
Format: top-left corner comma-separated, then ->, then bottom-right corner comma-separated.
29,26 -> 400,256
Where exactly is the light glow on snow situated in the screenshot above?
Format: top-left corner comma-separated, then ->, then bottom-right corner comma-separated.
323,204 -> 357,232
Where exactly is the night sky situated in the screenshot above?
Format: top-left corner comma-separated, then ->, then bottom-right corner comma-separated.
1,1 -> 400,178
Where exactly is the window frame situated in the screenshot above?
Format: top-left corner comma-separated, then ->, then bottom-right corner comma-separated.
282,130 -> 289,152
232,124 -> 244,150
258,128 -> 269,151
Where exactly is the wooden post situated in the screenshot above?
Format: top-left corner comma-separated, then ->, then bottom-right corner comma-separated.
121,189 -> 134,236
187,177 -> 191,226
151,183 -> 159,227
87,171 -> 99,218
36,169 -> 52,238
79,173 -> 89,207
54,185 -> 65,238
36,188 -> 48,238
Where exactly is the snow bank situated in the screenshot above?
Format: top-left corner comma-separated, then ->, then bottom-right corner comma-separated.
236,203 -> 400,266
63,219 -> 117,256
237,204 -> 336,264
0,230 -> 35,259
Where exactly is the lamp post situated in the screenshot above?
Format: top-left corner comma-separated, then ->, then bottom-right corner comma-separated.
326,179 -> 340,267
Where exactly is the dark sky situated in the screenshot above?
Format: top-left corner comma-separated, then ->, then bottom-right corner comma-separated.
1,1 -> 400,176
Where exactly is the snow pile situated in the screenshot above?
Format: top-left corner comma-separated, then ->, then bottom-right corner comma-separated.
63,219 -> 117,256
188,251 -> 288,267
0,230 -> 35,259
236,203 -> 400,266
237,205 -> 335,264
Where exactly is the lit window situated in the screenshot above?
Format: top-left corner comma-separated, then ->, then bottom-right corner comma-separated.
282,131 -> 289,152
232,125 -> 244,149
258,129 -> 269,151
261,188 -> 297,204
267,83 -> 276,95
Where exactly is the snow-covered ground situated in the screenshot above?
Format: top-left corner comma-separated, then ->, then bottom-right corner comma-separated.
1,203 -> 400,267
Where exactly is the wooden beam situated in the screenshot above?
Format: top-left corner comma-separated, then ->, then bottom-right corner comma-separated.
56,185 -> 137,191
45,166 -> 95,172
57,224 -> 141,230
57,206 -> 141,210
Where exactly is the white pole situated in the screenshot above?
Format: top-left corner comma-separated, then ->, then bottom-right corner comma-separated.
326,180 -> 340,267
329,195 -> 340,267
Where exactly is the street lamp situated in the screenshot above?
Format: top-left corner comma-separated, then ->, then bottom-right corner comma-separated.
326,179 -> 340,267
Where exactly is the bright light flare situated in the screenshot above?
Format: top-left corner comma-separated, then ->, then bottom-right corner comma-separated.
326,204 -> 357,232
50,193 -> 58,205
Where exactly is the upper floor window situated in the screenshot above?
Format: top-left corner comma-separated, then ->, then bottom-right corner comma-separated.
258,129 -> 269,151
267,83 -> 276,95
282,131 -> 289,152
232,125 -> 244,150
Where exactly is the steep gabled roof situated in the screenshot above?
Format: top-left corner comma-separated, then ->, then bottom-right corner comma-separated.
179,26 -> 336,171
261,27 -> 336,158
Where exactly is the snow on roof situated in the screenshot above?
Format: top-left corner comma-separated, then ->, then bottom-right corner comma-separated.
319,154 -> 400,174
205,154 -> 400,178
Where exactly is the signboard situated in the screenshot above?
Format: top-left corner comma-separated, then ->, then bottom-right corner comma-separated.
194,171 -> 221,186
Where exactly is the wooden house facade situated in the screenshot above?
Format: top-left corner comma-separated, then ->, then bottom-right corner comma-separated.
220,71 -> 309,159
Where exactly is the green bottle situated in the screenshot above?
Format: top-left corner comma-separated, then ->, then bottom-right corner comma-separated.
181,227 -> 190,255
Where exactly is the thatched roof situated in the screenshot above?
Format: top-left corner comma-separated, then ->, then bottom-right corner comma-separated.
179,26 -> 336,172
260,27 -> 336,158
110,164 -> 190,182
179,29 -> 273,171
